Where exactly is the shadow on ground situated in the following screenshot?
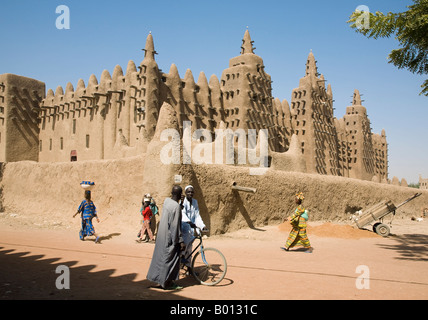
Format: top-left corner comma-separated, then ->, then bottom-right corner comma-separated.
377,234 -> 428,262
0,246 -> 193,300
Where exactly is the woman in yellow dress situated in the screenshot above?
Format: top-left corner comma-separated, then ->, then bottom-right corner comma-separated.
281,192 -> 313,253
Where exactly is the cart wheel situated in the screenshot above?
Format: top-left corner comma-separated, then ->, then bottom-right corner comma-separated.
372,223 -> 381,233
375,223 -> 390,237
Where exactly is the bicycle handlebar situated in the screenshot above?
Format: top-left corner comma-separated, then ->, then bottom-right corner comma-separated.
186,221 -> 209,234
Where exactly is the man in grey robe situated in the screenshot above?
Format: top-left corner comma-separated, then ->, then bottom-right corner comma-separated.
146,185 -> 185,290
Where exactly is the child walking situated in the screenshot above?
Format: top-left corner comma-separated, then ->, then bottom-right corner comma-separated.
137,198 -> 155,243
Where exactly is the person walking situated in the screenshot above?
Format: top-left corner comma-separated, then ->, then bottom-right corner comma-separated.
146,185 -> 186,290
73,190 -> 100,243
137,198 -> 155,243
281,192 -> 313,253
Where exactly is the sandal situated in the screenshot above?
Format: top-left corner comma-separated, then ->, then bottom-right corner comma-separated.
164,283 -> 183,290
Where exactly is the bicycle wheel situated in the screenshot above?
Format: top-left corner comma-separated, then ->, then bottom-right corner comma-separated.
191,247 -> 227,286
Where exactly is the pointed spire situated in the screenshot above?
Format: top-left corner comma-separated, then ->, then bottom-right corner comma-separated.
209,74 -> 221,106
197,72 -> 209,90
168,63 -> 180,80
281,99 -> 290,115
281,99 -> 291,126
126,60 -> 137,76
184,69 -> 195,87
46,88 -> 54,99
99,69 -> 112,91
241,28 -> 255,54
76,79 -> 85,91
55,85 -> 64,96
88,74 -> 98,87
143,32 -> 157,61
208,74 -> 220,89
100,69 -> 112,83
353,89 -> 362,105
306,50 -> 318,77
65,82 -> 74,95
327,84 -> 333,98
153,102 -> 179,140
54,86 -> 64,103
274,98 -> 283,125
112,65 -> 124,81
287,134 -> 301,155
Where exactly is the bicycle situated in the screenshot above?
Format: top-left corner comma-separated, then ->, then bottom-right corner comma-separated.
180,223 -> 227,286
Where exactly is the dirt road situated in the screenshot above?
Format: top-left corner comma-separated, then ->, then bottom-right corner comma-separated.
1,218 -> 427,301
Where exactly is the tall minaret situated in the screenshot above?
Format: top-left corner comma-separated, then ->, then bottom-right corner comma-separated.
220,29 -> 275,149
138,32 -> 162,140
343,89 -> 376,180
291,50 -> 340,175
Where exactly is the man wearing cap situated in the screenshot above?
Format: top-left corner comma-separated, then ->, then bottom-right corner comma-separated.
181,185 -> 208,267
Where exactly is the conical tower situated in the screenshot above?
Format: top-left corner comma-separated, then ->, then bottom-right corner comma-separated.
137,32 -> 162,140
291,50 -> 340,176
342,89 -> 377,181
220,29 -> 276,150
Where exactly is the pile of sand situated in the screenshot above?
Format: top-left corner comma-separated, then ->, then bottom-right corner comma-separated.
278,221 -> 379,239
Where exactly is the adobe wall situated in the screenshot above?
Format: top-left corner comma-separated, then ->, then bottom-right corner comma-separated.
1,153 -> 426,235
0,74 -> 45,162
191,164 -> 428,234
0,156 -> 147,229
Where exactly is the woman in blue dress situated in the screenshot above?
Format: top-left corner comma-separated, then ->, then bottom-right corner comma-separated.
73,190 -> 100,243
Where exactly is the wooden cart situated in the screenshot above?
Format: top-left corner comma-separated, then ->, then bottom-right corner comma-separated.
353,193 -> 422,237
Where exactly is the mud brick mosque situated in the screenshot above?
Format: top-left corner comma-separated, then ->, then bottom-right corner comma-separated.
0,30 -> 388,182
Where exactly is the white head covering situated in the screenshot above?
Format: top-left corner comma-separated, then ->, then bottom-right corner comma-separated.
185,185 -> 194,192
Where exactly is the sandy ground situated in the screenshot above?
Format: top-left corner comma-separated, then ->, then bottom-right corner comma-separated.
1,211 -> 428,302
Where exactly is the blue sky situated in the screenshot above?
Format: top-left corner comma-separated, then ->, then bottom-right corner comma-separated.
0,0 -> 426,183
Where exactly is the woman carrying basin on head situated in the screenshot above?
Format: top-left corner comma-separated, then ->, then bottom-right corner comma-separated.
281,192 -> 313,253
73,190 -> 100,243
